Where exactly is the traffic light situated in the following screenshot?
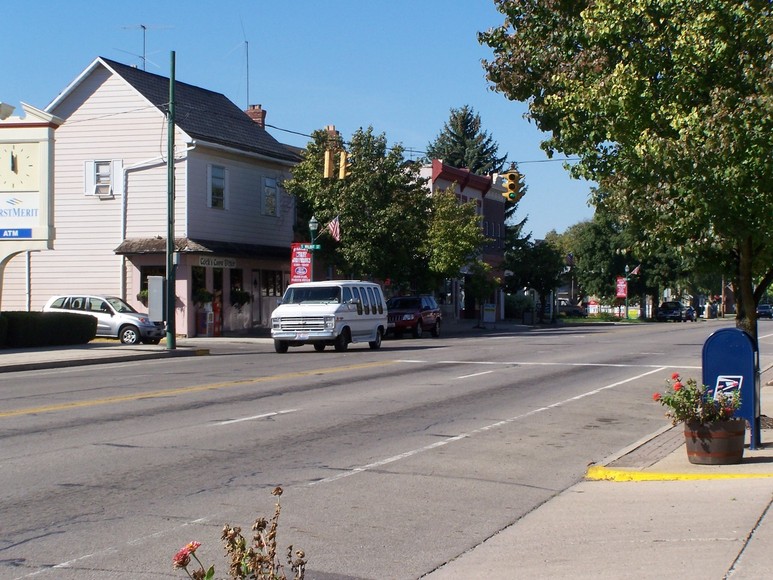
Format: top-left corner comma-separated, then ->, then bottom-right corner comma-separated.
323,149 -> 335,179
502,169 -> 525,203
338,151 -> 351,179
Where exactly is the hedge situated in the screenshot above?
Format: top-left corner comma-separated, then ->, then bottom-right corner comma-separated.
0,311 -> 97,348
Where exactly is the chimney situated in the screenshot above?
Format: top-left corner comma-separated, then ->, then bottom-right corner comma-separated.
245,104 -> 266,128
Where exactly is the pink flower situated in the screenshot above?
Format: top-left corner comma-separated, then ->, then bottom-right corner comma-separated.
653,393 -> 662,401
185,541 -> 201,554
671,372 -> 680,380
173,546 -> 192,569
673,382 -> 682,391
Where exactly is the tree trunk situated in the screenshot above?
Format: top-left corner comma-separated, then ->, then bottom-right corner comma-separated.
734,236 -> 757,353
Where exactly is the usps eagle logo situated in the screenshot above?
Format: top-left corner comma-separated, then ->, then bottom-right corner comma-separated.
715,375 -> 743,395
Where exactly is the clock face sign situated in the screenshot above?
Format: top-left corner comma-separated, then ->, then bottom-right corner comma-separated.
0,142 -> 40,191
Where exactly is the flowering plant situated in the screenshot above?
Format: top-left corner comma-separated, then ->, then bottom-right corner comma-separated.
653,373 -> 741,425
172,487 -> 306,580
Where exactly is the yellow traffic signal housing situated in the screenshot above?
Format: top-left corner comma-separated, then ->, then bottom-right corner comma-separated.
338,151 -> 351,179
323,149 -> 335,179
502,170 -> 525,202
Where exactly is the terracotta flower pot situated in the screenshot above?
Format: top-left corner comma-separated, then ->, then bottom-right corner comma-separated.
683,418 -> 746,465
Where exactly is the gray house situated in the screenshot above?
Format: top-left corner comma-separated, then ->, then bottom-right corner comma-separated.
2,57 -> 301,336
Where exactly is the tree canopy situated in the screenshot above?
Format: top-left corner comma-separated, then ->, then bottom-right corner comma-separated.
284,126 -> 488,290
425,105 -> 508,175
480,0 -> 772,340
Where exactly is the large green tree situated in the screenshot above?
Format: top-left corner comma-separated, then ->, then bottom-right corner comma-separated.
285,127 -> 487,289
480,0 -> 773,343
425,105 -> 508,175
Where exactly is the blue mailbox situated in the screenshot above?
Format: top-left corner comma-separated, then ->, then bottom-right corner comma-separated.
702,327 -> 761,449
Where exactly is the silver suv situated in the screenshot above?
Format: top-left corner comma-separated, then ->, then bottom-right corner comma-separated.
43,294 -> 165,345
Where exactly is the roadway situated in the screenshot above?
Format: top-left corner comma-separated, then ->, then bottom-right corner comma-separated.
0,319 -> 759,579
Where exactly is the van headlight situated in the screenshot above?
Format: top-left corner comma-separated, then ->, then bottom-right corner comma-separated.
271,317 -> 281,329
324,315 -> 335,329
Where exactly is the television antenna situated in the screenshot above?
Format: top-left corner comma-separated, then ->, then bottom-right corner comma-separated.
120,24 -> 171,70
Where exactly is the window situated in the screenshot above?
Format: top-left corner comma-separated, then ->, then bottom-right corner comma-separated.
262,177 -> 279,216
85,160 -> 123,197
208,164 -> 228,209
262,270 -> 283,297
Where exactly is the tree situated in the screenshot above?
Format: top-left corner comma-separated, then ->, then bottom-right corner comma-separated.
480,0 -> 773,344
501,233 -> 565,323
285,126 -> 489,290
425,105 -> 508,175
424,187 -> 491,285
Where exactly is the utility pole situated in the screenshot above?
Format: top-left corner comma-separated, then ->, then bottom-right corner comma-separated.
166,51 -> 176,349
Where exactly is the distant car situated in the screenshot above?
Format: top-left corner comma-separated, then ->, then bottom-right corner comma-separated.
558,298 -> 586,317
684,306 -> 697,321
386,295 -> 442,338
757,304 -> 773,319
656,301 -> 687,322
43,294 -> 165,345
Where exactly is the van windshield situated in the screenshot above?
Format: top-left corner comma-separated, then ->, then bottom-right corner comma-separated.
283,286 -> 341,304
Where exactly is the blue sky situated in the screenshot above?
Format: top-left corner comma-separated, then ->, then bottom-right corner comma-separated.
1,0 -> 595,239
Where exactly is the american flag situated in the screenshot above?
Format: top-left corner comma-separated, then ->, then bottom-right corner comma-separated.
630,264 -> 641,276
326,216 -> 341,241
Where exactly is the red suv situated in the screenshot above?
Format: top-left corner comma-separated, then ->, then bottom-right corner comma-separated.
386,295 -> 442,338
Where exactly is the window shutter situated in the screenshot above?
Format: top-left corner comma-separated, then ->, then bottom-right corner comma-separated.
111,160 -> 124,196
206,164 -> 213,207
223,168 -> 230,210
84,160 -> 95,195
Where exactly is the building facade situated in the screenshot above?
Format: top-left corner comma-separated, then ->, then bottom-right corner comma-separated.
1,57 -> 300,336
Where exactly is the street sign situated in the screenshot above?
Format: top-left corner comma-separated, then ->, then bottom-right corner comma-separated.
300,243 -> 320,250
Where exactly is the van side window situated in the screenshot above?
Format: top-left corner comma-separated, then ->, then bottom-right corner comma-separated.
367,287 -> 379,314
352,287 -> 363,315
343,287 -> 353,304
359,287 -> 371,315
376,288 -> 385,314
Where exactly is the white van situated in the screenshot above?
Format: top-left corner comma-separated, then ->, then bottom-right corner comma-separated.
270,281 -> 387,353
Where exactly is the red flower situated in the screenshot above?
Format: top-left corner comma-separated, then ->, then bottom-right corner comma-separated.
173,546 -> 192,569
673,382 -> 682,391
653,393 -> 662,401
672,372 -> 680,380
186,541 -> 201,554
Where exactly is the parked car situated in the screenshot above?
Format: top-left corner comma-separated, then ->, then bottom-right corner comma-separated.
757,303 -> 773,319
656,301 -> 688,322
684,306 -> 697,321
43,294 -> 165,345
557,298 -> 586,317
386,295 -> 442,338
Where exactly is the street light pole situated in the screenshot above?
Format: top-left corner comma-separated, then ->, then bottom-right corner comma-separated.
624,264 -> 630,320
308,216 -> 319,281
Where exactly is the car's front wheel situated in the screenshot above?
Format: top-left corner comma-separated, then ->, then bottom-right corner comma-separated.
412,321 -> 423,338
119,325 -> 140,345
334,329 -> 350,352
431,319 -> 441,337
274,340 -> 289,353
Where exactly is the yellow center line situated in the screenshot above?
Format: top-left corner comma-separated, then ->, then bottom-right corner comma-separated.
1,360 -> 398,419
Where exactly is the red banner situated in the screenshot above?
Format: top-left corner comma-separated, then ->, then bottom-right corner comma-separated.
290,243 -> 311,283
616,276 -> 627,298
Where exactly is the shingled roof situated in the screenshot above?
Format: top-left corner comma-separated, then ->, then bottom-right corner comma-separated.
100,57 -> 301,164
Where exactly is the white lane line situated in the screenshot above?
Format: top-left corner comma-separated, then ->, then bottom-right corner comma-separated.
398,359 -> 700,369
214,409 -> 298,426
309,366 -> 667,486
456,370 -> 494,379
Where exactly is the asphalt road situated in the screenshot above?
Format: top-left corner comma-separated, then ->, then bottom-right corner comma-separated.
0,320 -> 739,579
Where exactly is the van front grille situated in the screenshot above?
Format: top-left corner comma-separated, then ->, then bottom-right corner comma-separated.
277,317 -> 327,332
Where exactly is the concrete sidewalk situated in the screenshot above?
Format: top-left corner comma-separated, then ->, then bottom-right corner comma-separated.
3,330 -> 772,579
425,381 -> 773,580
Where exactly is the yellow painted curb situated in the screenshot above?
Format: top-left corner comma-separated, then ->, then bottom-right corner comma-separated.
586,465 -> 773,482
